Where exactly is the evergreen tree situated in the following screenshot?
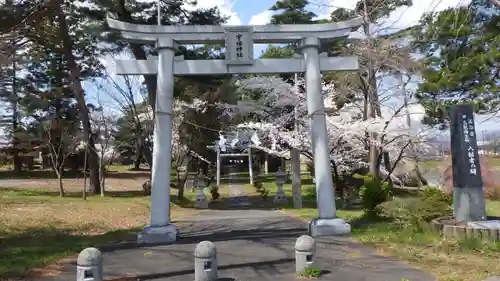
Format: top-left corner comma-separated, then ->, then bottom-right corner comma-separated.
78,0 -> 228,111
413,0 -> 499,126
0,52 -> 23,172
269,0 -> 316,24
1,0 -> 105,192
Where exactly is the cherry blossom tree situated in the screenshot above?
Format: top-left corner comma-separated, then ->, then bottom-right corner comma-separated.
88,105 -> 118,196
230,76 -> 434,186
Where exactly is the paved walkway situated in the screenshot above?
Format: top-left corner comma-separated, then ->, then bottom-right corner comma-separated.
36,209 -> 435,281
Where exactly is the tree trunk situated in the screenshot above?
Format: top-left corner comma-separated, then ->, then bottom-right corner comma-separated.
329,159 -> 342,200
53,0 -> 101,194
12,55 -> 21,173
361,0 -> 385,179
133,154 -> 141,169
383,151 -> 393,191
291,148 -> 302,208
176,167 -> 188,200
177,181 -> 184,199
133,141 -> 143,169
87,133 -> 101,194
176,158 -> 192,200
264,153 -> 269,174
56,167 -> 65,197
142,142 -> 153,169
99,157 -> 105,197
83,142 -> 88,200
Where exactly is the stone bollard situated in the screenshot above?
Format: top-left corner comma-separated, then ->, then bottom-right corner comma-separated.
76,247 -> 103,281
194,241 -> 218,281
295,235 -> 316,274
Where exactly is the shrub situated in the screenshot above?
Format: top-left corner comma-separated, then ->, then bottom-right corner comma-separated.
419,186 -> 452,206
354,173 -> 389,213
338,173 -> 365,205
306,185 -> 317,197
379,197 -> 452,231
210,185 -> 220,201
253,176 -> 269,200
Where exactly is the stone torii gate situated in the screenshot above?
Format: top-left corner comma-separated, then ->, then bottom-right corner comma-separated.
106,16 -> 362,244
208,131 -> 260,186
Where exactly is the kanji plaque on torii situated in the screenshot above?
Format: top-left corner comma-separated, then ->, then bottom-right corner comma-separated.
224,26 -> 253,64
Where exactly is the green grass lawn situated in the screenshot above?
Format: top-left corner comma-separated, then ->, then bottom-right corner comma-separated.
0,186 -> 197,279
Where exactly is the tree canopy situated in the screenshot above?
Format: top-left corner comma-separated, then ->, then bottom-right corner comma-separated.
414,0 -> 499,126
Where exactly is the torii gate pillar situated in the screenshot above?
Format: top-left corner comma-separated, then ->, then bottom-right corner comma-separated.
136,38 -> 178,244
302,37 -> 350,236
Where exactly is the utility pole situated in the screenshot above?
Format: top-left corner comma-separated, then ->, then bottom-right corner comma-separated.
291,73 -> 302,208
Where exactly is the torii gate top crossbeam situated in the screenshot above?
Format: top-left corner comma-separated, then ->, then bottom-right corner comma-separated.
106,16 -> 363,44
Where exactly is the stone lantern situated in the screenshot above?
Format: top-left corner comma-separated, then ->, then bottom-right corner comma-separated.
274,167 -> 287,203
194,170 -> 208,209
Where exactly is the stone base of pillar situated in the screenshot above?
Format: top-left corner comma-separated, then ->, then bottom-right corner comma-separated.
308,218 -> 351,237
137,224 -> 178,244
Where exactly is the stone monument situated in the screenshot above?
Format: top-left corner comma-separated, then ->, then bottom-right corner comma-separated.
449,104 -> 486,222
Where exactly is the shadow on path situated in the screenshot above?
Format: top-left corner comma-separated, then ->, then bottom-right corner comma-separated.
132,258 -> 295,280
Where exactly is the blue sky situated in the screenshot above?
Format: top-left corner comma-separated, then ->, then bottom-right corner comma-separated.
1,0 -> 498,144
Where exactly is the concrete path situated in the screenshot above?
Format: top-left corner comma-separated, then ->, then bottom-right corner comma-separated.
35,208 -> 435,281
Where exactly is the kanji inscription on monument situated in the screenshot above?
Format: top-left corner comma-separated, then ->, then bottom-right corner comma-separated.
450,104 -> 483,188
450,104 -> 486,222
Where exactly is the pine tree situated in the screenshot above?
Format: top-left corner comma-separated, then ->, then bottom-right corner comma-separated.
414,0 -> 499,126
269,0 -> 316,24
0,52 -> 23,172
78,0 -> 228,111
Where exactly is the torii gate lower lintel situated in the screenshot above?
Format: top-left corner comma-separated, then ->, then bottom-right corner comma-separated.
114,55 -> 359,75
106,15 -> 362,244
